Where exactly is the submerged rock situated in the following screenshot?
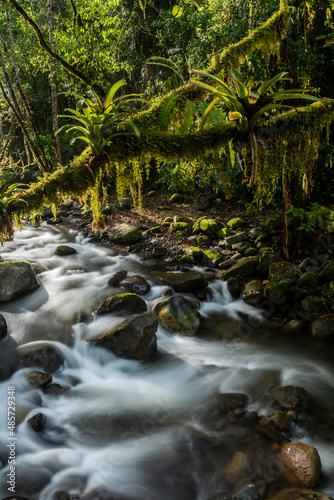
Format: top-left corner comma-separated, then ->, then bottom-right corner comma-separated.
152,294 -> 200,335
280,441 -> 321,487
90,312 -> 158,361
0,261 -> 40,301
270,385 -> 309,413
96,293 -> 147,315
27,412 -> 46,432
55,245 -> 77,256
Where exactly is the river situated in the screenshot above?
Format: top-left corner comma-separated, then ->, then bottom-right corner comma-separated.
0,224 -> 334,500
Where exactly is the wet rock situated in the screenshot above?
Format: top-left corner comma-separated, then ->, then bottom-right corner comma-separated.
114,197 -> 132,209
321,281 -> 334,303
248,227 -> 263,240
152,294 -> 200,335
299,271 -> 320,289
0,261 -> 40,301
108,269 -> 127,286
280,441 -> 321,487
55,245 -> 77,256
108,223 -> 142,244
151,270 -> 208,292
223,483 -> 261,500
242,280 -> 264,306
257,251 -> 282,274
225,451 -> 250,483
270,385 -> 309,413
311,314 -> 334,340
0,335 -> 17,380
153,246 -> 167,258
319,261 -> 334,282
96,293 -> 147,315
27,412 -> 46,432
264,261 -> 302,304
42,383 -> 70,396
283,319 -> 308,334
185,247 -> 203,261
203,249 -> 223,267
25,370 -> 53,388
216,393 -> 249,414
301,295 -> 327,313
90,312 -> 158,361
17,343 -> 64,373
0,313 -> 7,339
227,217 -> 244,229
224,257 -> 259,280
119,275 -> 151,295
225,232 -> 249,246
268,487 -> 331,500
258,409 -> 289,440
227,277 -> 242,296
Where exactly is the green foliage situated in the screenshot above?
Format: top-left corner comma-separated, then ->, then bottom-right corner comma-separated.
286,202 -> 332,233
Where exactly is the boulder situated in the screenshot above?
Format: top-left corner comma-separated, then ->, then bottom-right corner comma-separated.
42,383 -> 70,396
17,343 -> 64,373
268,488 -> 331,500
25,371 -> 53,388
311,314 -> 334,340
90,312 -> 158,361
0,313 -> 7,339
280,441 -> 321,488
242,280 -> 264,306
108,223 -> 142,244
225,232 -> 249,246
224,256 -> 259,280
227,277 -> 242,296
283,319 -> 308,335
225,451 -> 250,483
152,295 -> 200,335
227,217 -> 244,229
107,270 -> 127,287
258,409 -> 289,440
257,251 -> 282,274
301,295 -> 327,313
151,271 -> 208,292
193,217 -> 219,236
169,193 -> 182,203
232,241 -> 251,253
119,275 -> 151,295
114,197 -> 132,209
0,261 -> 40,301
0,335 -> 17,380
264,261 -> 302,304
321,281 -> 334,303
55,245 -> 77,256
299,271 -> 320,289
319,261 -> 334,282
270,385 -> 309,413
203,249 -> 223,267
248,227 -> 263,240
27,412 -> 46,432
96,293 -> 147,315
184,247 -> 203,261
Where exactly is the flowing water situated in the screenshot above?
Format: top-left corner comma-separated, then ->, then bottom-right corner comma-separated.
0,224 -> 334,500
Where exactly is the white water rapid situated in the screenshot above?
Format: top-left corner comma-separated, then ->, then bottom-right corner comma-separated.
0,224 -> 333,500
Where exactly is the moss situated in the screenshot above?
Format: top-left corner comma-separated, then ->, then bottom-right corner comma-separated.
227,218 -> 244,229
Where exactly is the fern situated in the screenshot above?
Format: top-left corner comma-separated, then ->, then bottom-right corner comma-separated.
228,139 -> 236,167
157,95 -> 181,129
180,100 -> 197,134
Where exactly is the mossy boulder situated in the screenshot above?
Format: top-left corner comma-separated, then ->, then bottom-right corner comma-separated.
169,222 -> 191,234
185,247 -> 203,261
225,232 -> 248,246
299,271 -> 319,289
0,261 -> 40,302
311,314 -> 334,340
242,280 -> 264,306
217,227 -> 233,238
193,217 -> 219,236
264,261 -> 302,304
197,235 -> 211,246
319,262 -> 334,282
108,223 -> 142,244
90,312 -> 158,361
152,294 -> 200,335
151,271 -> 208,292
55,245 -> 77,256
301,295 -> 327,313
203,249 -> 223,267
224,256 -> 259,280
96,293 -> 147,315
227,217 -> 244,229
244,247 -> 257,256
257,251 -> 282,274
169,193 -> 182,203
321,281 -> 334,302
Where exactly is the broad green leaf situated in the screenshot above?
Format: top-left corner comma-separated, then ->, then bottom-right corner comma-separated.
172,5 -> 183,17
190,70 -> 235,96
199,97 -> 220,131
257,72 -> 289,95
229,111 -> 243,120
104,79 -> 127,108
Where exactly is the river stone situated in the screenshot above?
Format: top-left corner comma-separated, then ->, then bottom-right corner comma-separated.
216,393 -> 249,414
225,451 -> 250,483
169,193 -> 182,203
301,295 -> 327,313
319,262 -> 334,282
225,231 -> 248,246
258,409 -> 289,440
203,249 -> 223,267
280,441 -> 321,487
242,280 -> 264,306
232,241 -> 251,252
321,281 -> 334,303
268,488 -> 332,500
299,271 -> 319,289
257,251 -> 282,274
151,271 -> 208,292
0,335 -> 18,380
55,245 -> 77,256
114,197 -> 132,209
25,370 -> 53,388
107,270 -> 127,287
108,223 -> 142,244
185,247 -> 203,261
224,256 -> 259,280
270,385 -> 309,413
42,383 -> 70,396
152,294 -> 200,335
17,343 -> 64,373
0,313 -> 7,339
264,261 -> 302,304
0,261 -> 40,301
119,275 -> 151,295
311,314 -> 334,340
227,277 -> 242,296
27,412 -> 46,432
96,293 -> 147,315
283,319 -> 308,334
90,312 -> 158,361
227,217 -> 244,229
248,227 -> 263,240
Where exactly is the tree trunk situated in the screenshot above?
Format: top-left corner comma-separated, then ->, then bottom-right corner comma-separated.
47,0 -> 63,166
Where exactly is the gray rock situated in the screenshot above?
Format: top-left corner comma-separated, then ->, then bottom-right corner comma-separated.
96,293 -> 147,315
108,270 -> 127,287
152,294 -> 200,335
55,245 -> 77,256
301,295 -> 327,313
299,271 -> 319,289
224,257 -> 259,280
299,257 -> 319,272
17,343 -> 64,373
242,280 -> 264,306
108,223 -> 142,244
232,241 -> 251,252
319,262 -> 334,282
270,385 -> 309,412
120,275 -> 151,295
0,261 -> 40,301
248,227 -> 263,240
257,251 -> 282,274
225,231 -> 249,246
90,312 -> 158,361
311,314 -> 334,340
151,271 -> 208,292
